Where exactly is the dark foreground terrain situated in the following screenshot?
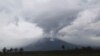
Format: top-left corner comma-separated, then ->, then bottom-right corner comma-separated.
1,50 -> 100,56
1,47 -> 100,56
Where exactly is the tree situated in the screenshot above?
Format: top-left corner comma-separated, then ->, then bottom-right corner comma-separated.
62,45 -> 65,50
19,48 -> 24,52
14,48 -> 18,52
2,47 -> 7,53
9,48 -> 13,53
87,46 -> 92,51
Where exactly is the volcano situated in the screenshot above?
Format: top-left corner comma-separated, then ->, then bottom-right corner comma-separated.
24,38 -> 78,51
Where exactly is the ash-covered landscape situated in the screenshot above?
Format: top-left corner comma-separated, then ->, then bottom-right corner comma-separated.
0,0 -> 100,56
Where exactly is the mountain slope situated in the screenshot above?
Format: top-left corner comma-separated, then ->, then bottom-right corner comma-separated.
24,38 -> 78,51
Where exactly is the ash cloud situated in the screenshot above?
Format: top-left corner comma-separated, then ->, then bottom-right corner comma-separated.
0,0 -> 99,50
23,0 -> 100,47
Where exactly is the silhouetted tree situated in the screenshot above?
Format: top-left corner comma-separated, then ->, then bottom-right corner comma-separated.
81,47 -> 85,50
81,46 -> 93,51
62,45 -> 65,50
9,48 -> 13,52
19,48 -> 24,52
87,46 -> 93,51
14,48 -> 18,52
2,47 -> 7,53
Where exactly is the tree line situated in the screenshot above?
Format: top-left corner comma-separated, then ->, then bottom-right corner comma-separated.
2,47 -> 24,53
61,45 -> 100,53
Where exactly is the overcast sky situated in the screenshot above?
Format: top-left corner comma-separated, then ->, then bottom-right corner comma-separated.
0,0 -> 100,49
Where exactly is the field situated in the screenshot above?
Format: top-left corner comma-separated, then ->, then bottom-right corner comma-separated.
1,51 -> 100,56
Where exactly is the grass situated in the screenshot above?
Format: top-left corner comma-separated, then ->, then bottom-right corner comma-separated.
0,51 -> 100,56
